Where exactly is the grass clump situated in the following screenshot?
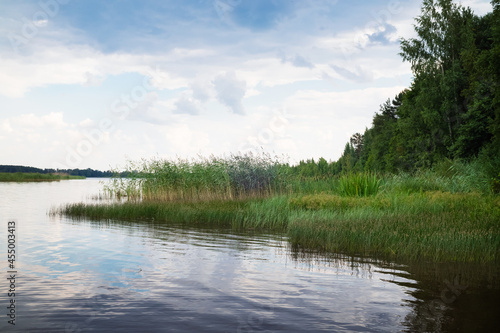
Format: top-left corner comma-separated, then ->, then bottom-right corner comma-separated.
338,172 -> 382,197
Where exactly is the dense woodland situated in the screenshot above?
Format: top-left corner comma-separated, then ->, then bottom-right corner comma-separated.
292,0 -> 500,183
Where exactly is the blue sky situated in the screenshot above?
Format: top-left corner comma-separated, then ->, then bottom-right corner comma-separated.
0,0 -> 494,170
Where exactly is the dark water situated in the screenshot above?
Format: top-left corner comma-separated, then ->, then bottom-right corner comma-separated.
0,179 -> 498,332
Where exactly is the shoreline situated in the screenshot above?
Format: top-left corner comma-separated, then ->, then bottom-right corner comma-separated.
54,190 -> 500,264
0,172 -> 86,182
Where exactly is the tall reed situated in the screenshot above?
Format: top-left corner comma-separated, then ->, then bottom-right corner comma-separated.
105,152 -> 291,202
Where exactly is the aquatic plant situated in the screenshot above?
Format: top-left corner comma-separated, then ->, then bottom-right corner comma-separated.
105,152 -> 291,202
56,156 -> 500,263
337,172 -> 382,197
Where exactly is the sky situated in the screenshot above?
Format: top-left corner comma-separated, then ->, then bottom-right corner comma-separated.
0,0 -> 494,171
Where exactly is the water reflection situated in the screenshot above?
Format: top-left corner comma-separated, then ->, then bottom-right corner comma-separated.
399,261 -> 500,332
1,179 -> 499,332
288,248 -> 500,332
45,214 -> 500,332
64,219 -> 410,331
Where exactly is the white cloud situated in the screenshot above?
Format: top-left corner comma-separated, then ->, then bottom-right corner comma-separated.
174,95 -> 202,116
459,0 -> 493,15
330,64 -> 374,83
0,0 -> 492,169
213,71 -> 247,115
79,118 -> 95,127
0,44 -> 190,98
190,80 -> 212,103
164,124 -> 210,154
0,120 -> 13,133
83,71 -> 105,87
126,92 -> 165,124
285,86 -> 406,118
238,58 -> 319,88
4,112 -> 67,130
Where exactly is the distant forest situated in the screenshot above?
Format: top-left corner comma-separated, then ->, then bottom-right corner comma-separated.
0,165 -> 117,178
293,0 -> 500,180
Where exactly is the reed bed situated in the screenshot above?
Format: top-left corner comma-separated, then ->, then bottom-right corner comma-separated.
55,157 -> 500,263
54,190 -> 500,263
105,153 -> 291,201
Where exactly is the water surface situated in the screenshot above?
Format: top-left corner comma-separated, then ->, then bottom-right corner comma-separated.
0,179 -> 498,332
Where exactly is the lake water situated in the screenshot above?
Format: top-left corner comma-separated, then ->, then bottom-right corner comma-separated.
0,179 -> 499,332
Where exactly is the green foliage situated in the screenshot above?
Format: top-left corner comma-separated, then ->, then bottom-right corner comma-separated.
382,159 -> 491,194
288,177 -> 338,195
492,172 -> 500,194
334,1 -> 500,174
338,173 -> 382,197
290,194 -> 352,210
364,94 -> 403,172
291,157 -> 339,179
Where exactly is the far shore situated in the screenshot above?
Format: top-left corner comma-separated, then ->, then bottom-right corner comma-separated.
0,172 -> 86,182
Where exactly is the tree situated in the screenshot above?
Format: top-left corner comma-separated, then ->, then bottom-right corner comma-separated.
350,133 -> 364,158
335,0 -> 498,175
399,0 -> 475,164
364,93 -> 405,172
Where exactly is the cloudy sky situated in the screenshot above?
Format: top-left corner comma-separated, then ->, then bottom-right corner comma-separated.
0,0 -> 493,170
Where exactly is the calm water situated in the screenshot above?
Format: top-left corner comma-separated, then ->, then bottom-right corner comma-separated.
0,179 -> 499,332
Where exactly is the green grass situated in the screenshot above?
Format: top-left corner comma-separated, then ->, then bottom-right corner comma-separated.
338,172 -> 382,197
383,159 -> 493,195
54,157 -> 500,263
287,192 -> 500,262
0,172 -> 85,182
55,195 -> 291,228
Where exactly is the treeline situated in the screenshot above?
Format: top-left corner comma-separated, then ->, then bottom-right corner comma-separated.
0,165 -> 118,178
294,0 -> 500,183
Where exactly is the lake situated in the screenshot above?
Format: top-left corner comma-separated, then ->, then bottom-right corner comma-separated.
0,179 -> 499,332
